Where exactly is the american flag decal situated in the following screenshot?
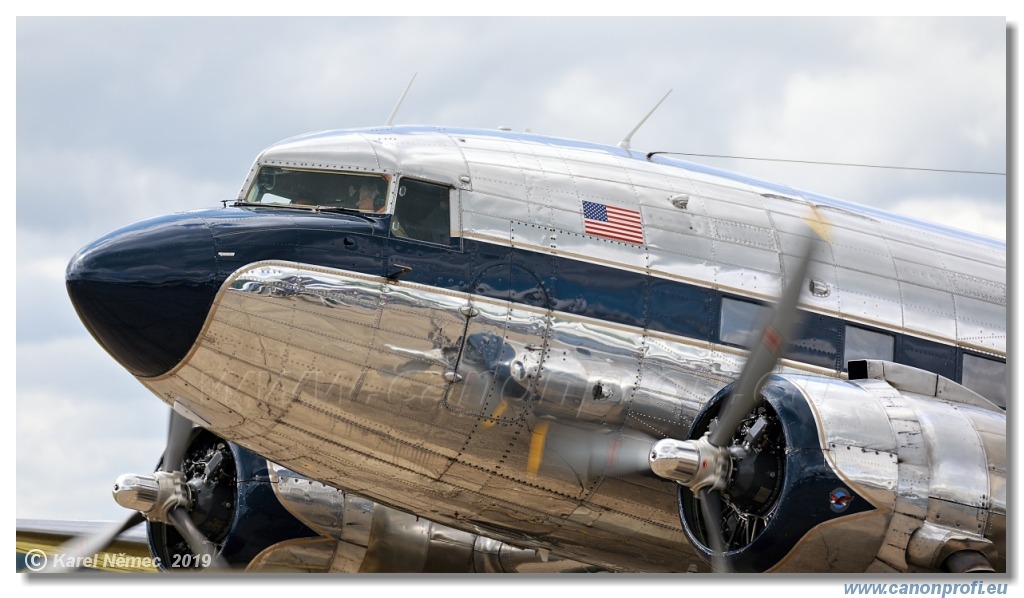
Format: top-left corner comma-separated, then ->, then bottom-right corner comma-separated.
582,200 -> 644,245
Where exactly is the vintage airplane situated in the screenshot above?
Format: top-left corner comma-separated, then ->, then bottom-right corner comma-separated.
46,122 -> 1005,574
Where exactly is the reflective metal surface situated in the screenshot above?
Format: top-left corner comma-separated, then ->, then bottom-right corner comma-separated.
787,364 -> 1005,572
86,125 -> 1004,573
144,262 -> 707,571
260,461 -> 596,573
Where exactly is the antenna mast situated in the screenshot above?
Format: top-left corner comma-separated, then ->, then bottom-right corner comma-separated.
386,73 -> 418,126
617,89 -> 672,151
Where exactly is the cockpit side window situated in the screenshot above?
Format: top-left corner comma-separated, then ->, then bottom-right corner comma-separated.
243,166 -> 389,212
391,178 -> 452,245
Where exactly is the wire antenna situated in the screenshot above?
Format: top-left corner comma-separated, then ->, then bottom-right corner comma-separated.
646,151 -> 1005,176
618,89 -> 672,151
386,73 -> 418,126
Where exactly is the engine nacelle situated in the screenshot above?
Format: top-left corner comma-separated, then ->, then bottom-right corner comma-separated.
675,361 -> 1005,573
147,428 -> 595,572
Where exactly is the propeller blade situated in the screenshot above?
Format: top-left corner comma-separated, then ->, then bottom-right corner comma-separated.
698,488 -> 730,573
709,233 -> 817,448
160,409 -> 194,473
167,507 -> 228,569
38,511 -> 145,573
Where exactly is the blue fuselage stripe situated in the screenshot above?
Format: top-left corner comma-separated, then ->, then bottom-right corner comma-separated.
202,208 -> 998,387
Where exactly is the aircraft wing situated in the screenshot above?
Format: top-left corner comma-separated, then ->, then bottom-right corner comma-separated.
16,519 -> 156,573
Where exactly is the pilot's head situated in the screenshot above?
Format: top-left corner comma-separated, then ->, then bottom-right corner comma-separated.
356,181 -> 385,212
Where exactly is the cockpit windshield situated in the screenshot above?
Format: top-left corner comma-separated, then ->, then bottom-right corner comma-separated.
242,167 -> 390,213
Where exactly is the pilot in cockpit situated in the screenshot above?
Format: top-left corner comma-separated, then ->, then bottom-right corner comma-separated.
355,180 -> 387,213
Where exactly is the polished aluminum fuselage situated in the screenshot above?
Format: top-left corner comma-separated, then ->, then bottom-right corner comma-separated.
139,127 -> 1005,572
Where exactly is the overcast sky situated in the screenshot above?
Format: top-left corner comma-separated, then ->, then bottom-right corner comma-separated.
13,15 -> 1009,568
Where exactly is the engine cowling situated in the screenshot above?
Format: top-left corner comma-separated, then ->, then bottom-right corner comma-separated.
146,428 -> 317,569
669,361 -> 1005,573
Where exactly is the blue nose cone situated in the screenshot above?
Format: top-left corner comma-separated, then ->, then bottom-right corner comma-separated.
66,214 -> 221,378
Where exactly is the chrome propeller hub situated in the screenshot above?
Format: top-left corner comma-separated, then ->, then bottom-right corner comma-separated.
112,470 -> 192,523
649,435 -> 732,493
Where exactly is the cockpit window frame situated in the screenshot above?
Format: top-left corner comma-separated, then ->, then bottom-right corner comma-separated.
240,165 -> 392,213
390,176 -> 460,250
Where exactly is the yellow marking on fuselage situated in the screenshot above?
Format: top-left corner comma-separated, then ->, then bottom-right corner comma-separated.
527,421 -> 551,476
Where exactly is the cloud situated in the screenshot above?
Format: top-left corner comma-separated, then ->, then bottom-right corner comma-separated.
890,195 -> 1006,240
17,337 -> 167,520
14,15 -> 1006,538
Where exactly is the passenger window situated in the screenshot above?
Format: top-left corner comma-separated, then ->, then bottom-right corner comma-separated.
961,353 -> 1006,409
719,298 -> 769,347
392,178 -> 452,245
843,325 -> 894,369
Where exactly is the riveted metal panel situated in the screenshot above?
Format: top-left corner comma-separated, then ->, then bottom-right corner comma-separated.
462,141 -> 532,170
391,134 -> 469,186
646,280 -> 718,343
792,376 -> 897,452
510,142 -> 574,171
624,165 -> 692,197
583,476 -> 682,532
563,153 -> 634,183
966,408 -> 1006,517
646,234 -> 718,285
834,269 -> 904,328
709,218 -> 778,252
829,443 -> 899,509
765,209 -> 828,241
713,245 -> 783,296
979,430 -> 1007,512
887,237 -> 949,270
553,231 -> 649,273
898,283 -> 957,341
924,498 -> 987,538
696,188 -> 775,230
874,512 -> 919,570
775,229 -> 835,265
466,161 -> 528,201
907,396 -> 990,510
949,269 -> 1006,306
462,214 -> 513,245
632,338 -> 723,438
252,132 -> 391,178
510,221 -> 557,252
462,189 -> 526,218
894,463 -> 930,519
571,171 -> 637,203
641,195 -> 704,233
954,294 -> 1007,353
936,238 -> 1006,268
828,228 -> 897,278
892,257 -> 953,291
518,166 -> 574,203
547,203 -> 591,236
537,315 -> 646,425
